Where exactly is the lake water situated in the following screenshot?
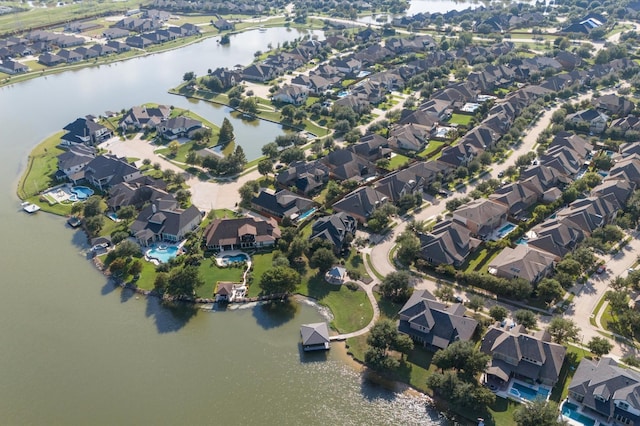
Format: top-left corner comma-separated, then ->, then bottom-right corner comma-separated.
0,27 -> 446,424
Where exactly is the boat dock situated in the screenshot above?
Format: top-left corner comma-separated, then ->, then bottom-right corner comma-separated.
21,202 -> 40,213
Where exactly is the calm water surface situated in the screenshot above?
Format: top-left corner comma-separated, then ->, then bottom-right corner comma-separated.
0,27 -> 446,424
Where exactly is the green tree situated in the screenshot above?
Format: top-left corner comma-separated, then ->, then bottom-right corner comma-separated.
259,266 -> 300,294
238,180 -> 259,206
489,305 -> 508,322
83,195 -> 103,217
168,140 -> 180,157
514,309 -> 537,329
432,340 -> 491,379
537,278 -> 565,303
84,215 -> 104,237
154,272 -> 169,292
109,257 -> 129,278
309,247 -> 337,273
219,117 -> 234,144
116,205 -> 137,221
513,399 -> 562,426
257,159 -> 273,179
547,317 -> 580,344
467,295 -> 485,312
396,231 -> 421,266
166,265 -> 204,297
434,285 -> 454,302
379,271 -> 411,303
183,71 -> 196,82
588,336 -> 613,358
128,260 -> 143,278
262,142 -> 279,159
239,97 -> 258,115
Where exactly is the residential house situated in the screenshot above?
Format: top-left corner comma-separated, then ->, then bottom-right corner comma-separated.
592,179 -> 635,207
82,154 -> 143,190
481,325 -> 566,387
374,169 -> 423,204
119,105 -> 170,130
488,245 -> 555,283
242,63 -> 276,82
158,116 -> 203,140
452,199 -> 509,239
332,187 -> 388,224
438,144 -> 478,168
309,212 -> 357,255
562,14 -> 605,34
125,35 -> 152,49
209,67 -> 242,89
103,28 -> 130,40
300,323 -> 330,351
57,49 -> 83,63
130,201 -> 201,245
272,84 -> 309,106
275,160 -> 329,195
418,219 -> 480,267
593,94 -> 635,117
349,134 -> 392,162
56,145 -> 96,181
388,123 -> 429,152
332,57 -> 362,75
322,149 -> 376,182
405,160 -> 454,187
38,52 -> 65,66
107,179 -> 171,211
106,40 -> 131,52
568,357 -> 640,425
213,19 -> 235,31
527,217 -> 586,259
61,117 -> 113,146
608,154 -> 640,187
398,290 -> 478,350
489,180 -> 541,218
0,59 -> 28,74
250,188 -> 314,222
566,109 -> 609,134
203,217 -> 281,250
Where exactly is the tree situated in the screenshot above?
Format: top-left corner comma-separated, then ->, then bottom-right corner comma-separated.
281,105 -> 296,121
218,117 -> 234,144
116,205 -> 137,221
84,215 -> 104,237
588,336 -> 613,358
257,159 -> 273,179
309,247 -> 337,273
109,257 -> 128,278
128,260 -> 142,278
154,272 -> 169,292
489,305 -> 508,322
537,278 -> 565,303
259,266 -> 300,294
379,271 -> 411,303
168,140 -> 180,157
239,97 -> 258,115
547,317 -> 580,344
262,142 -> 279,159
83,195 -> 103,217
396,231 -> 421,266
434,285 -> 454,302
183,71 -> 196,82
514,309 -> 537,329
606,290 -> 629,311
238,180 -> 259,206
166,265 -> 204,297
432,340 -> 491,379
468,295 -> 485,312
513,399 -> 561,426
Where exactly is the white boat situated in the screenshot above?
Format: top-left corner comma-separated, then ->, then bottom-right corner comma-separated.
21,202 -> 40,213
258,26 -> 266,32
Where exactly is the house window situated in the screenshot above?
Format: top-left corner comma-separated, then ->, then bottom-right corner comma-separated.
618,401 -> 629,410
615,414 -> 630,424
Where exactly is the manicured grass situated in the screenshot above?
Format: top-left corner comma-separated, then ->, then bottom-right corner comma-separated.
18,131 -> 65,199
417,141 -> 445,159
197,256 -> 245,298
551,344 -> 592,403
462,248 -> 499,274
345,251 -> 371,282
133,260 -> 159,291
590,292 -> 609,326
247,251 -> 275,297
365,252 -> 385,280
448,113 -> 473,126
297,275 -> 373,334
388,153 -> 411,170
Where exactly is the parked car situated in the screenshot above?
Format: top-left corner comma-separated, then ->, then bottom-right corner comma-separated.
497,171 -> 504,178
596,264 -> 606,274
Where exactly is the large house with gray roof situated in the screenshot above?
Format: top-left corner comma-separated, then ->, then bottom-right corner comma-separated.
309,212 -> 357,255
61,117 -> 113,146
56,145 -> 96,181
119,105 -> 170,131
452,198 -> 509,239
82,154 -> 143,190
275,160 -> 329,195
568,357 -> 640,425
398,290 -> 478,350
481,325 -> 566,387
332,187 -> 388,224
130,200 -> 201,246
417,219 -> 480,267
250,188 -> 314,222
488,244 -> 555,283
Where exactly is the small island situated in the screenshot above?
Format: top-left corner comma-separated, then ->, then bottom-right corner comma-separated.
13,0 -> 640,423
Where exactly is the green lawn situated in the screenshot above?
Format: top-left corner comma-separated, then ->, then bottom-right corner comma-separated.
197,256 -> 245,298
18,131 -> 65,199
550,344 -> 592,403
417,141 -> 445,159
247,251 -> 275,297
297,275 -> 373,334
388,153 -> 411,170
449,113 -> 473,126
345,251 -> 371,282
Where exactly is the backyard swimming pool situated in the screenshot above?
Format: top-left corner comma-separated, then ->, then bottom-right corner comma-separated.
561,402 -> 596,426
509,382 -> 550,402
496,223 -> 517,239
297,208 -> 317,222
222,253 -> 249,264
146,244 -> 180,263
72,186 -> 94,200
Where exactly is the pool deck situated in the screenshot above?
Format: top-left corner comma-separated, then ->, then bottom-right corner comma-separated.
560,399 -> 603,426
489,222 -> 518,241
496,379 -> 551,404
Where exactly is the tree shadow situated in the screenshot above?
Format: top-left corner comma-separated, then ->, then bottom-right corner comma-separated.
252,300 -> 298,329
305,275 -> 338,301
120,286 -> 136,303
70,227 -> 89,250
360,370 -> 398,402
144,297 -> 199,333
100,278 -> 118,296
297,343 -> 328,363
